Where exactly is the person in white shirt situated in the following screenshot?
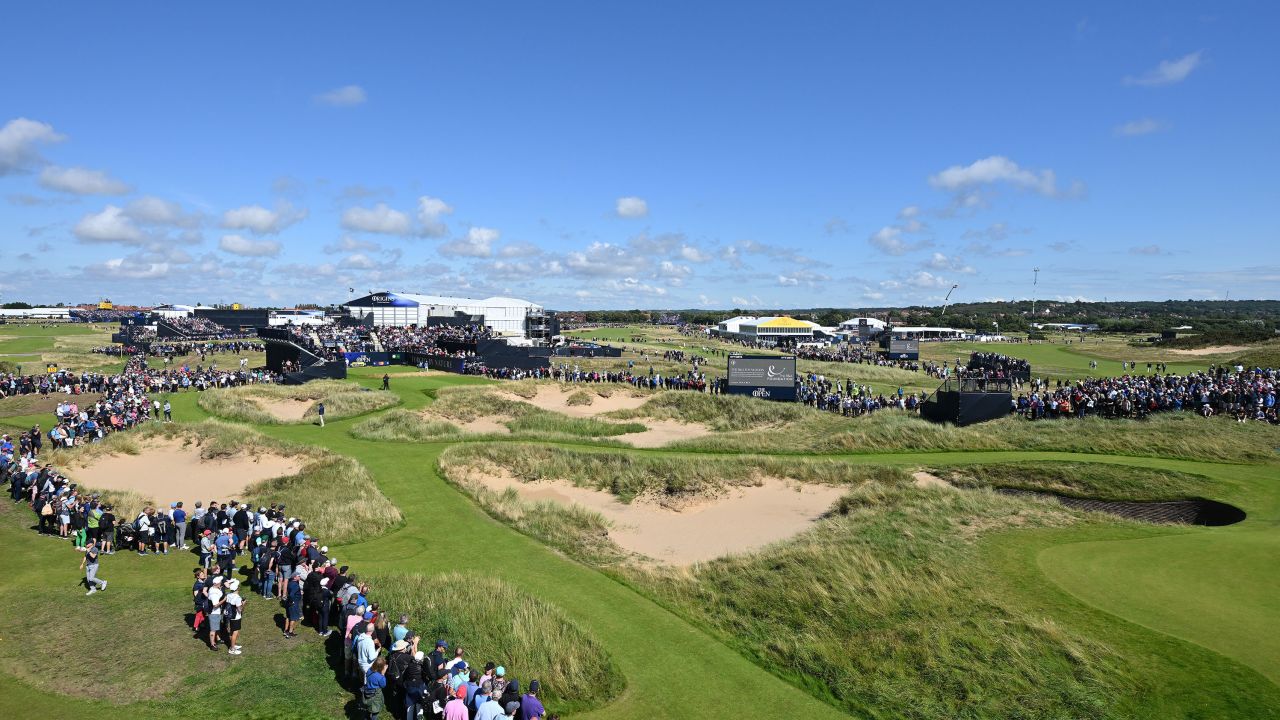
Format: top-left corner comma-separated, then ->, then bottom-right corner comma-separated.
207,577 -> 225,651
224,579 -> 246,655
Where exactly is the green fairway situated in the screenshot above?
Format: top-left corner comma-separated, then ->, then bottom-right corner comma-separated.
1,366 -> 1277,718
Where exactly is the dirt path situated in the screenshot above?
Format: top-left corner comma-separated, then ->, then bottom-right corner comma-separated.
67,440 -> 303,507
476,471 -> 845,565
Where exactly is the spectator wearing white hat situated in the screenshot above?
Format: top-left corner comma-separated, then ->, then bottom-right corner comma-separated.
224,578 -> 246,655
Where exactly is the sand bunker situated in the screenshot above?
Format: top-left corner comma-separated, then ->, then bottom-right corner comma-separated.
253,397 -> 315,421
1168,345 -> 1247,356
912,471 -> 951,489
615,419 -> 713,448
69,440 -> 303,508
501,386 -> 650,418
477,471 -> 845,565
457,416 -> 511,435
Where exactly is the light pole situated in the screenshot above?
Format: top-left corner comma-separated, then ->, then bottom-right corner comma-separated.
1030,267 -> 1040,317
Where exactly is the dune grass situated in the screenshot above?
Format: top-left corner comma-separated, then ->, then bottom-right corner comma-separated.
197,380 -> 398,425
52,419 -> 400,544
425,385 -> 649,437
632,483 -> 1125,720
367,572 -> 624,713
670,409 -> 1280,464
439,442 -> 911,503
606,391 -> 811,430
933,462 -> 1220,502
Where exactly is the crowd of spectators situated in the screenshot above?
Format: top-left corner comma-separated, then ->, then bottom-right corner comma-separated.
1016,366 -> 1278,422
799,374 -> 926,415
967,352 -> 1031,379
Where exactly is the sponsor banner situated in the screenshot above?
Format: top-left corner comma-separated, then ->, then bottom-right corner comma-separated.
343,351 -> 393,367
726,354 -> 797,401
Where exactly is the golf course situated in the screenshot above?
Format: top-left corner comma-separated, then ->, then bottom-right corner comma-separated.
1,322 -> 1278,719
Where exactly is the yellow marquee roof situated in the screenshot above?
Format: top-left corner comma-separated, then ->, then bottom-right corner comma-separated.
756,316 -> 813,328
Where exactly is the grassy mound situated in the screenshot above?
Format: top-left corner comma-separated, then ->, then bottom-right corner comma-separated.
56,420 -> 400,543
934,462 -> 1219,502
635,484 -> 1120,720
674,411 -> 1280,464
415,386 -> 647,437
440,443 -> 910,503
368,573 -> 624,713
197,380 -> 398,424
607,391 -> 811,430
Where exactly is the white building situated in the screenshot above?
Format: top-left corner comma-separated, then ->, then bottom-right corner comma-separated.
714,315 -> 821,343
0,307 -> 72,320
343,291 -> 545,338
889,325 -> 966,340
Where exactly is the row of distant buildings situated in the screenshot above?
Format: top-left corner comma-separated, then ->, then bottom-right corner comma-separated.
712,315 -> 969,344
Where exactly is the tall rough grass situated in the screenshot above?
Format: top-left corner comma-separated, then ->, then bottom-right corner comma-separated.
630,485 -> 1125,719
365,572 -> 624,713
671,410 -> 1280,464
936,462 -> 1218,501
439,443 -> 911,503
197,380 -> 398,424
606,391 -> 811,431
419,386 -> 648,438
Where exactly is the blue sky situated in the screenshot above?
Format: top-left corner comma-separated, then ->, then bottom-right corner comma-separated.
2,1 -> 1276,309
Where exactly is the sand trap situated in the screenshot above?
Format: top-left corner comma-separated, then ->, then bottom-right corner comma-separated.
69,440 -> 303,508
253,397 -> 314,421
1168,345 -> 1247,356
458,416 -> 511,435
501,386 -> 650,418
615,419 -> 713,448
476,471 -> 845,565
913,471 -> 951,489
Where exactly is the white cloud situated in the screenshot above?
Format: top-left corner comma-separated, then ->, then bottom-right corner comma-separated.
606,277 -> 666,296
222,201 -> 307,234
341,203 -> 411,235
679,245 -> 711,263
38,166 -> 131,195
868,225 -> 932,256
1114,118 -> 1165,136
898,205 -> 920,219
1124,51 -> 1203,87
416,195 -> 453,237
906,270 -> 952,289
929,155 -> 1069,197
219,234 -> 282,257
566,241 -> 651,276
731,295 -> 762,307
440,226 -> 499,258
315,84 -> 367,106
93,257 -> 171,279
0,117 -> 65,175
323,234 -> 381,254
74,205 -> 146,245
498,241 -> 542,258
926,252 -> 976,274
344,253 -> 377,269
777,275 -> 799,286
124,196 -> 201,227
615,196 -> 649,218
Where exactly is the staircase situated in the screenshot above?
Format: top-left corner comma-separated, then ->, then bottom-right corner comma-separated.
370,331 -> 385,352
255,327 -> 347,384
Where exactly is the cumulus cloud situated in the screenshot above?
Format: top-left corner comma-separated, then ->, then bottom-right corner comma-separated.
615,196 -> 648,218
322,234 -> 381,254
606,277 -> 666,296
416,195 -> 453,237
0,118 -> 65,175
1124,51 -> 1203,87
222,201 -> 307,234
315,84 -> 367,106
89,256 -> 171,279
341,203 -> 411,235
679,245 -> 712,263
38,166 -> 131,195
905,270 -> 952,289
74,205 -> 146,245
124,196 -> 202,227
566,241 -> 651,276
868,225 -> 932,256
219,234 -> 282,257
777,275 -> 798,286
498,241 -> 542,258
731,295 -> 762,307
925,252 -> 976,274
1114,118 -> 1165,136
343,253 -> 378,269
929,156 -> 1073,197
440,227 -> 499,258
